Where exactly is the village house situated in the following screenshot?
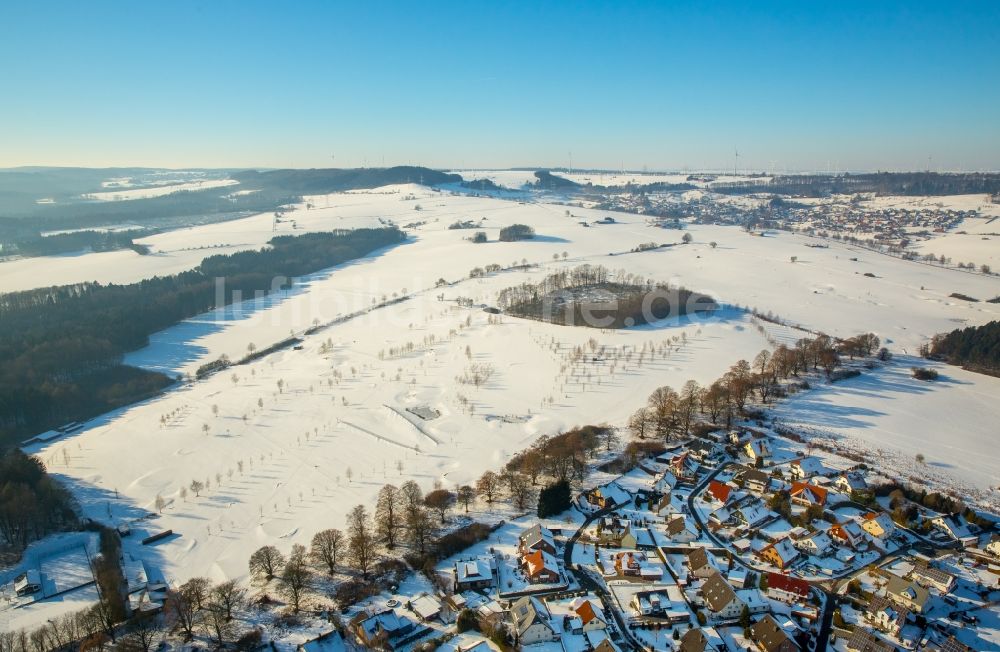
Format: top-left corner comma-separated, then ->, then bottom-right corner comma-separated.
687,547 -> 719,579
594,516 -> 638,548
744,438 -> 772,463
585,482 -> 631,510
865,595 -> 909,637
739,467 -> 772,494
700,571 -> 746,620
351,608 -> 418,651
612,550 -> 663,581
835,472 -> 867,494
789,457 -> 826,481
653,470 -> 678,495
757,538 -> 800,570
986,536 -> 1000,558
408,593 -> 442,623
570,597 -> 608,633
14,570 -> 41,597
749,614 -> 800,652
845,628 -> 894,652
521,548 -> 561,584
789,482 -> 827,507
766,573 -> 811,604
885,574 -> 930,614
930,515 -> 973,542
630,588 -> 686,623
454,556 -> 494,593
829,521 -> 867,549
680,627 -> 720,652
909,563 -> 956,593
519,524 -> 557,556
860,512 -> 895,541
508,596 -> 558,645
707,480 -> 735,504
734,501 -> 773,529
793,530 -> 832,556
671,452 -> 700,480
665,515 -> 699,543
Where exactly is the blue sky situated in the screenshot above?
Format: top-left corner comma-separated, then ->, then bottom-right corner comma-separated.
1,1 -> 998,171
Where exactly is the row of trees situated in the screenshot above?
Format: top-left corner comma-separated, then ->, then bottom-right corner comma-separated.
628,333 -> 879,436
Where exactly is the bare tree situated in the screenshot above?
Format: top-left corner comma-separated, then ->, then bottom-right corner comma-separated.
406,507 -> 437,554
120,613 -> 160,652
456,485 -> 476,512
508,473 -> 535,510
424,489 -> 456,523
476,471 -> 500,504
202,603 -> 235,647
375,485 -> 403,549
279,544 -> 312,612
210,579 -> 246,620
189,479 -> 204,497
248,545 -> 285,580
309,528 -> 344,574
346,505 -> 378,578
400,480 -> 423,520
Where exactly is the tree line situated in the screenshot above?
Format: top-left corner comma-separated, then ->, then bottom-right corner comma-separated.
0,450 -> 77,550
0,228 -> 405,449
627,332 -> 881,437
921,320 -> 1000,377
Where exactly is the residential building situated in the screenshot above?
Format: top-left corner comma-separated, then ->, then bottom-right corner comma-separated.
749,614 -> 800,652
707,480 -> 734,504
757,538 -> 800,570
789,482 -> 827,507
789,457 -> 825,480
793,530 -> 832,556
508,596 -> 557,645
351,608 -> 417,651
665,516 -> 699,543
885,574 -> 930,614
860,513 -> 895,540
845,628 -> 893,652
866,595 -> 908,637
766,573 -> 811,603
909,564 -> 956,593
521,549 -> 561,584
835,472 -> 867,494
680,627 -> 719,652
519,524 -> 557,556
745,439 -> 772,462
687,547 -> 718,579
454,556 -> 494,592
700,571 -> 745,620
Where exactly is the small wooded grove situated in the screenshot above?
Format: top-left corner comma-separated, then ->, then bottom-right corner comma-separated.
0,450 -> 77,549
922,320 -> 1000,377
496,264 -> 715,328
0,228 -> 405,449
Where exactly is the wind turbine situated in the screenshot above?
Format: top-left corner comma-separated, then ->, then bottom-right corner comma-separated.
734,148 -> 739,176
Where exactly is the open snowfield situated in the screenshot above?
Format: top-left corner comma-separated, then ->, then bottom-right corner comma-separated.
773,359 -> 1000,503
16,183 -> 1000,589
82,178 -> 238,201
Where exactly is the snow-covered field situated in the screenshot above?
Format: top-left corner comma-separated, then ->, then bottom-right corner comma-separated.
82,178 -> 238,201
772,359 -> 1000,499
15,183 -> 1000,594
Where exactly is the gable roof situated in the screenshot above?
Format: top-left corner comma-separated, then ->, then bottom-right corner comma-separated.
680,628 -> 716,652
761,538 -> 799,565
750,614 -> 799,652
573,598 -> 602,626
867,595 -> 909,628
509,596 -> 553,637
701,571 -> 739,612
845,628 -> 893,652
767,572 -> 810,598
522,549 -> 559,577
885,574 -> 929,609
708,480 -> 733,503
687,546 -> 711,571
790,482 -> 828,505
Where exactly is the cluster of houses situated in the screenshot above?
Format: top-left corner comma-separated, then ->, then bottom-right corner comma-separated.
317,425 -> 997,652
